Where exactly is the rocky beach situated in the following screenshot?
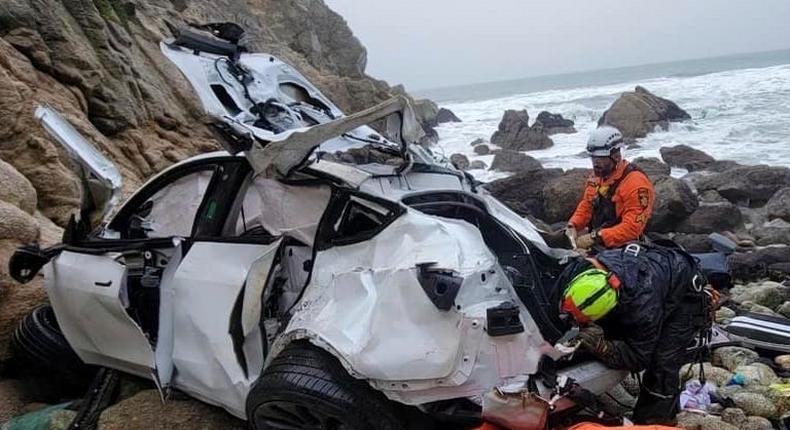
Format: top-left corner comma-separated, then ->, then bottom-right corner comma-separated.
0,0 -> 789,429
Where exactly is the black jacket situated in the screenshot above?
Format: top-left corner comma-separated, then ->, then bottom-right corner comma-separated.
555,245 -> 701,371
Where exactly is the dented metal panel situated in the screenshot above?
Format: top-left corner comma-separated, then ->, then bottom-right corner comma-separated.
168,241 -> 280,418
277,209 -> 547,404
45,252 -> 155,378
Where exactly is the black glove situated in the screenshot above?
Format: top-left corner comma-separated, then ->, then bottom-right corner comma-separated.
578,324 -> 612,360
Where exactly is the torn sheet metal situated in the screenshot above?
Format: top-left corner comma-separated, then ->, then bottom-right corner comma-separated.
35,105 -> 122,222
154,238 -> 184,388
279,209 -> 546,404
248,96 -> 422,178
168,241 -> 280,418
45,252 -> 155,378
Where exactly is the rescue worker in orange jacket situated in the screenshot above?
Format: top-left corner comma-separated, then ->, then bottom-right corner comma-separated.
567,126 -> 654,250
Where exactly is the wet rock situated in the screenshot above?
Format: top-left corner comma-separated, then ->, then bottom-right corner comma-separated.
730,281 -> 790,310
766,187 -> 790,222
729,247 -> 790,281
751,222 -> 790,246
739,301 -> 780,317
660,145 -> 715,172
720,408 -> 747,428
419,125 -> 439,147
680,362 -> 733,387
676,203 -> 744,234
598,86 -> 691,141
778,302 -> 790,318
632,156 -> 670,179
413,99 -> 440,128
470,138 -> 486,146
533,111 -> 576,135
484,168 -> 564,218
733,363 -> 780,387
699,190 -> 728,204
0,159 -> 37,214
743,416 -> 774,430
97,390 -> 244,430
468,160 -> 487,170
730,392 -> 778,419
775,355 -> 790,370
715,306 -> 736,324
676,411 -> 705,429
490,110 -> 553,151
695,165 -> 790,207
435,107 -> 461,124
712,346 -> 759,371
473,144 -> 491,156
541,168 -> 591,224
449,153 -> 470,170
648,176 -> 698,232
489,150 -> 543,173
671,233 -> 714,253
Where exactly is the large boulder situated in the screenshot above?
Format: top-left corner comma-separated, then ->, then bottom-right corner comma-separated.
541,168 -> 591,224
435,107 -> 461,124
648,176 -> 698,232
766,187 -> 790,222
97,390 -> 244,430
730,281 -> 790,310
631,157 -> 670,179
533,111 -> 576,135
413,98 -> 440,127
695,165 -> 790,207
489,150 -> 543,173
676,203 -> 744,234
671,233 -> 713,253
449,153 -> 470,170
659,145 -> 715,172
490,110 -> 553,151
484,168 -> 564,219
712,346 -> 759,371
0,159 -> 37,214
728,247 -> 790,281
598,86 -> 691,141
473,144 -> 490,155
751,219 -> 790,246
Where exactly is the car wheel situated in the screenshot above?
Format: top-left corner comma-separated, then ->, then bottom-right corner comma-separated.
246,341 -> 408,430
10,305 -> 93,385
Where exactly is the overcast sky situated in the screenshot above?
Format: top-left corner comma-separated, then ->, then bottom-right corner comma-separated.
325,0 -> 790,90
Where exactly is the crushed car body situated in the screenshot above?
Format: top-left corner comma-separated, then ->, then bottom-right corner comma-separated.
10,23 -> 626,427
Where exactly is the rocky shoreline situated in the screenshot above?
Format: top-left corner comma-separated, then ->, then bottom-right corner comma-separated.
445,86 -> 790,428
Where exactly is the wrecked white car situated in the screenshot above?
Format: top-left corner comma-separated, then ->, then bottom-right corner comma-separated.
10,24 -> 627,429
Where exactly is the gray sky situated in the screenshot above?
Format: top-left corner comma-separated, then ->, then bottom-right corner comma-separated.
325,0 -> 790,90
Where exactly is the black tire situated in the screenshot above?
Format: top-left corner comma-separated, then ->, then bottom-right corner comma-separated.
246,341 -> 409,430
10,305 -> 94,385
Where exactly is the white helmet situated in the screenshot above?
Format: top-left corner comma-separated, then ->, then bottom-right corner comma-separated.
586,126 -> 624,157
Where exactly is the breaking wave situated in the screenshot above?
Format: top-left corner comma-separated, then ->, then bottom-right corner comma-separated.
434,63 -> 790,182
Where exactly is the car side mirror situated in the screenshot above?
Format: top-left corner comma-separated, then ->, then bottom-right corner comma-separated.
8,244 -> 61,284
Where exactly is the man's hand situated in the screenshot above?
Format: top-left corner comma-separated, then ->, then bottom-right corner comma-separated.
565,224 -> 578,248
576,233 -> 596,250
578,324 -> 611,359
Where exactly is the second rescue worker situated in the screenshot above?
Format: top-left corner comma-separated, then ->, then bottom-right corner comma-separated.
567,126 -> 655,250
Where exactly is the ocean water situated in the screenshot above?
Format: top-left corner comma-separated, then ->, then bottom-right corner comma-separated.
423,49 -> 790,182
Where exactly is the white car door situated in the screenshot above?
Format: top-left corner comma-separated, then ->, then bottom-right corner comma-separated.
35,106 -> 218,387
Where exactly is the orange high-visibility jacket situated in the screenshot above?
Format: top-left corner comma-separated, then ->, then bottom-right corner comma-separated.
568,160 -> 654,248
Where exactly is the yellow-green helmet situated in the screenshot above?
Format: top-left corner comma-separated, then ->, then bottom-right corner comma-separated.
560,268 -> 619,323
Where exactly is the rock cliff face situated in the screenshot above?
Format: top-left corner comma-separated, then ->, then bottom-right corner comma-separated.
0,0 -> 420,277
